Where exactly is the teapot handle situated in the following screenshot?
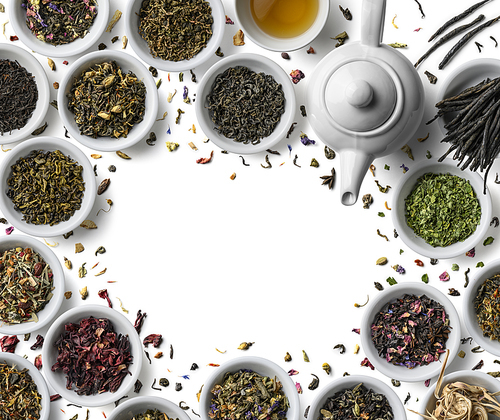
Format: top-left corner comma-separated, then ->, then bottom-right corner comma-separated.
361,0 -> 386,47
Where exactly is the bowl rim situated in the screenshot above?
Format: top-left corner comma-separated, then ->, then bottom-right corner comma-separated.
57,50 -> 159,152
308,375 -> 407,420
0,136 -> 97,237
41,304 -> 143,407
107,396 -> 193,420
195,52 -> 297,155
0,351 -> 51,420
124,0 -> 226,72
0,43 -> 50,144
0,234 -> 65,335
360,282 -> 461,382
462,258 -> 500,356
391,158 -> 492,259
234,0 -> 330,52
199,355 -> 300,420
8,0 -> 110,58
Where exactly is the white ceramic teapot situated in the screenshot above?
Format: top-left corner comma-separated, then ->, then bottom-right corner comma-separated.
307,0 -> 424,205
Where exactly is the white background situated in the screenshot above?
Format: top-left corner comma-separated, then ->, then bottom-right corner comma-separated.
2,0 -> 500,419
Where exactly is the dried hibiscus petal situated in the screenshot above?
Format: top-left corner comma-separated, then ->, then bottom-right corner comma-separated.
143,334 -> 162,348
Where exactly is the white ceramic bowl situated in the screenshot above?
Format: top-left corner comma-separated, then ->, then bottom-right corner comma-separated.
0,44 -> 50,144
419,370 -> 500,419
195,53 -> 297,154
463,258 -> 500,356
234,0 -> 329,51
8,0 -> 109,58
124,0 -> 225,72
0,352 -> 50,420
58,50 -> 158,152
360,282 -> 461,382
0,235 -> 64,335
308,375 -> 406,420
199,356 -> 300,420
0,136 -> 97,237
436,58 -> 500,136
42,304 -> 143,407
108,396 -> 192,420
392,159 -> 492,259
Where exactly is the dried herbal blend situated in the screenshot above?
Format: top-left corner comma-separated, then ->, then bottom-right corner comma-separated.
139,0 -> 213,62
207,66 -> 285,145
371,294 -> 451,368
318,383 -> 393,420
67,61 -> 146,138
51,316 -> 133,395
0,361 -> 43,420
405,173 -> 481,247
209,369 -> 289,420
0,247 -> 53,325
130,409 -> 176,420
7,150 -> 85,226
23,0 -> 98,46
474,273 -> 500,341
0,59 -> 38,135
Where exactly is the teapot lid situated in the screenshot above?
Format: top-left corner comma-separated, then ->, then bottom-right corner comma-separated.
325,60 -> 397,132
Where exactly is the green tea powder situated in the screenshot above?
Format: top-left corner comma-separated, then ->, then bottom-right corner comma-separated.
405,172 -> 481,247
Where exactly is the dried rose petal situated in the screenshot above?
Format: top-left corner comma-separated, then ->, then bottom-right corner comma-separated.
360,357 -> 375,370
439,271 -> 450,282
290,69 -> 305,84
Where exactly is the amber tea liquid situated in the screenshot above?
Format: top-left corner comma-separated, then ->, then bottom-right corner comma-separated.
250,0 -> 319,38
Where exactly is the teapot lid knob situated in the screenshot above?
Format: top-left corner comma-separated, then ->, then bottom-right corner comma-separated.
345,80 -> 373,108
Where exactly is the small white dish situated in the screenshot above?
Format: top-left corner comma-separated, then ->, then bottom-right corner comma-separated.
392,159 -> 491,259
234,0 -> 329,51
58,50 -> 158,152
195,53 -> 296,154
200,356 -> 299,420
0,235 -> 64,335
108,396 -> 192,420
124,0 -> 225,72
360,282 -> 461,382
0,352 -> 50,420
42,304 -> 143,407
0,44 -> 50,144
435,58 -> 500,136
8,0 -> 109,58
463,258 -> 500,356
0,137 -> 97,237
308,375 -> 406,420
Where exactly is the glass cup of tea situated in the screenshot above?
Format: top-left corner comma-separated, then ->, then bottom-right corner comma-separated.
234,0 -> 329,51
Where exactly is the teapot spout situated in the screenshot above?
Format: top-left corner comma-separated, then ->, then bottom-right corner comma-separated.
339,150 -> 374,206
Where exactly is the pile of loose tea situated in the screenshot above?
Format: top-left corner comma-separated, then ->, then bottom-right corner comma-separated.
51,316 -> 133,396
405,173 -> 481,247
209,369 -> 289,420
318,383 -> 393,420
0,246 -> 53,325
371,293 -> 451,369
139,0 -> 213,62
207,66 -> 285,145
0,361 -> 43,420
130,409 -> 176,420
474,273 -> 500,340
67,61 -> 146,138
23,0 -> 98,45
7,150 -> 85,226
0,59 -> 38,135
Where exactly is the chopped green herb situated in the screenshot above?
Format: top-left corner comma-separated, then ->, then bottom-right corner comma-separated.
451,263 -> 459,271
378,212 -> 385,217
399,249 -> 404,255
422,274 -> 429,284
477,261 -> 485,268
484,236 -> 494,246
386,277 -> 397,286
384,164 -> 390,170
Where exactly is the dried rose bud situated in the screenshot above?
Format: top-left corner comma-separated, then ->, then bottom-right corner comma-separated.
34,354 -> 42,370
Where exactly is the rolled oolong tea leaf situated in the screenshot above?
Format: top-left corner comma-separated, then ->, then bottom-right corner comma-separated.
405,173 -> 481,247
209,369 -> 289,420
318,383 -> 393,420
7,150 -> 85,226
0,246 -> 54,325
67,61 -> 146,139
0,361 -> 43,420
207,66 -> 285,145
132,409 -> 176,420
371,293 -> 451,368
0,59 -> 38,135
23,0 -> 98,46
139,0 -> 213,62
51,316 -> 133,395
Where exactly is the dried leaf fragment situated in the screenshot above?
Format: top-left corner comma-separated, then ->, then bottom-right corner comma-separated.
376,257 -> 388,266
91,154 -> 102,159
188,142 -> 198,151
97,178 -> 110,195
122,35 -> 128,49
47,58 -> 55,71
64,257 -> 72,270
80,220 -> 97,229
80,286 -> 88,300
196,151 -> 214,164
106,10 -> 122,32
75,243 -> 85,253
116,150 -> 131,159
233,29 -> 245,46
